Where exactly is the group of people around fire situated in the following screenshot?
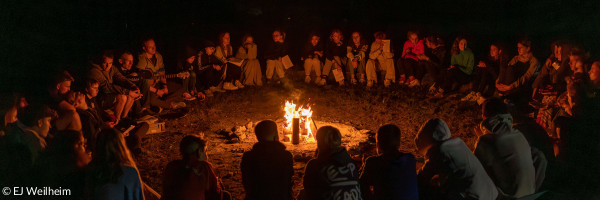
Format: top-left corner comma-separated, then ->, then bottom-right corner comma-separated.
0,27 -> 599,200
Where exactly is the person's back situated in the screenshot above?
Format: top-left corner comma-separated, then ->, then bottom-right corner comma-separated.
475,113 -> 536,198
92,165 -> 144,200
241,141 -> 293,200
360,124 -> 418,200
163,160 -> 221,200
361,154 -> 418,200
241,120 -> 293,200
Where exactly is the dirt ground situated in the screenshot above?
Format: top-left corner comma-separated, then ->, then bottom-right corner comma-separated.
135,70 -> 483,200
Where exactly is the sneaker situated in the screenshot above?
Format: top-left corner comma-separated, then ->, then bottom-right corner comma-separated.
384,79 -> 391,87
314,77 -> 322,85
223,82 -> 238,90
210,86 -> 225,93
428,83 -> 437,94
476,95 -> 487,105
367,80 -> 374,88
405,77 -> 414,85
429,90 -> 444,99
204,89 -> 214,97
408,79 -> 420,87
305,76 -> 311,84
318,78 -> 326,86
182,93 -> 196,101
234,80 -> 245,88
171,101 -> 187,109
359,78 -> 366,84
351,78 -> 357,84
461,91 -> 476,101
338,81 -> 344,86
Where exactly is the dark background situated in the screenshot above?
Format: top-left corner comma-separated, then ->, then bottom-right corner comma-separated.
1,0 -> 599,94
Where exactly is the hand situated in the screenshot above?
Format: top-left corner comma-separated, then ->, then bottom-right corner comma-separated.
448,65 -> 455,70
163,87 -> 169,95
122,130 -> 129,137
130,72 -> 138,77
129,89 -> 141,99
352,60 -> 358,69
104,121 -> 115,128
213,64 -> 221,71
477,61 -> 487,68
160,77 -> 167,84
156,89 -> 166,97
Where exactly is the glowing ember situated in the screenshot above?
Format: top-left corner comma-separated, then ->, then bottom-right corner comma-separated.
283,101 -> 314,143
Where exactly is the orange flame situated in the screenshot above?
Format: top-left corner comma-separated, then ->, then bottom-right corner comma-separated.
284,101 -> 314,142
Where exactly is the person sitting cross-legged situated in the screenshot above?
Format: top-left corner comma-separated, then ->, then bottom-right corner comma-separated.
415,118 -> 498,200
300,126 -> 362,200
241,120 -> 294,200
360,124 -> 418,200
162,135 -> 226,200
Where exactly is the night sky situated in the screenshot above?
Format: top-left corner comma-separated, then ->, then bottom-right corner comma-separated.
1,0 -> 599,94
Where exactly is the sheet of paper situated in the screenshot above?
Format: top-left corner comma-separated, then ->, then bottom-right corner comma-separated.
282,55 -> 294,69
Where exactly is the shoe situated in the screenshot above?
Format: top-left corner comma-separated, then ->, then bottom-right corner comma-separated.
234,80 -> 245,88
367,80 -> 374,88
428,83 -> 437,94
405,77 -> 414,85
171,101 -> 187,109
359,78 -> 366,84
223,82 -> 238,90
338,81 -> 344,86
318,78 -> 326,86
399,76 -> 406,85
183,93 -> 196,101
429,90 -> 444,99
408,79 -> 420,87
305,76 -> 311,84
204,90 -> 214,97
384,79 -> 391,87
351,79 -> 357,84
314,77 -> 322,85
476,95 -> 487,105
461,91 -> 476,101
210,86 -> 225,93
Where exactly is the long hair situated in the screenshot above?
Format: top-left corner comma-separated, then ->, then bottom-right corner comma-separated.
218,32 -> 232,55
451,37 -> 467,55
241,34 -> 253,46
348,31 -> 367,47
374,32 -> 387,40
89,129 -> 137,186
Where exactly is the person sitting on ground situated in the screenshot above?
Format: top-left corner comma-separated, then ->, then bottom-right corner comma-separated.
302,32 -> 324,84
346,31 -> 369,85
177,46 -> 204,100
461,43 -> 508,103
198,41 -> 226,97
360,124 -> 418,200
86,128 -> 144,200
162,135 -> 224,200
46,70 -> 82,131
300,126 -> 362,200
236,34 -> 263,86
531,41 -> 571,101
474,98 -> 547,198
34,130 -> 91,199
496,39 -> 540,106
4,93 -> 29,126
366,32 -> 395,88
241,120 -> 293,200
135,38 -> 186,111
88,50 -> 141,124
79,79 -> 149,154
4,104 -> 56,167
264,29 -> 289,84
397,30 -> 425,87
117,51 -> 141,80
421,35 -> 447,95
415,118 -> 498,200
216,32 -> 244,90
320,29 -> 347,86
431,37 -> 475,99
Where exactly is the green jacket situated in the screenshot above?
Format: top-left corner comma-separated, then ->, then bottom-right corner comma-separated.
451,48 -> 475,75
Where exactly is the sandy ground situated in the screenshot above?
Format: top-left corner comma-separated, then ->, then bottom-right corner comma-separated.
135,71 -> 483,199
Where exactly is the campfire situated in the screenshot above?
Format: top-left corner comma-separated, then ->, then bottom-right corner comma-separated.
282,101 -> 315,144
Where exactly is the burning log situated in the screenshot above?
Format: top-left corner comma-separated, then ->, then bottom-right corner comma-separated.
292,118 -> 300,144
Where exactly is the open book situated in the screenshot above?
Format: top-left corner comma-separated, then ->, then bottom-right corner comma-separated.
282,55 -> 294,69
383,40 -> 391,53
227,57 -> 245,67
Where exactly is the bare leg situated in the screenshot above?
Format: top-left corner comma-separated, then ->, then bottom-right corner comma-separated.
122,96 -> 135,119
114,94 -> 127,122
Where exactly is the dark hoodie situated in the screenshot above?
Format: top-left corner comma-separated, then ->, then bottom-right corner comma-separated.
241,141 -> 293,200
417,119 -> 498,200
264,41 -> 288,60
360,153 -> 418,200
303,148 -> 362,200
474,114 -> 536,198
